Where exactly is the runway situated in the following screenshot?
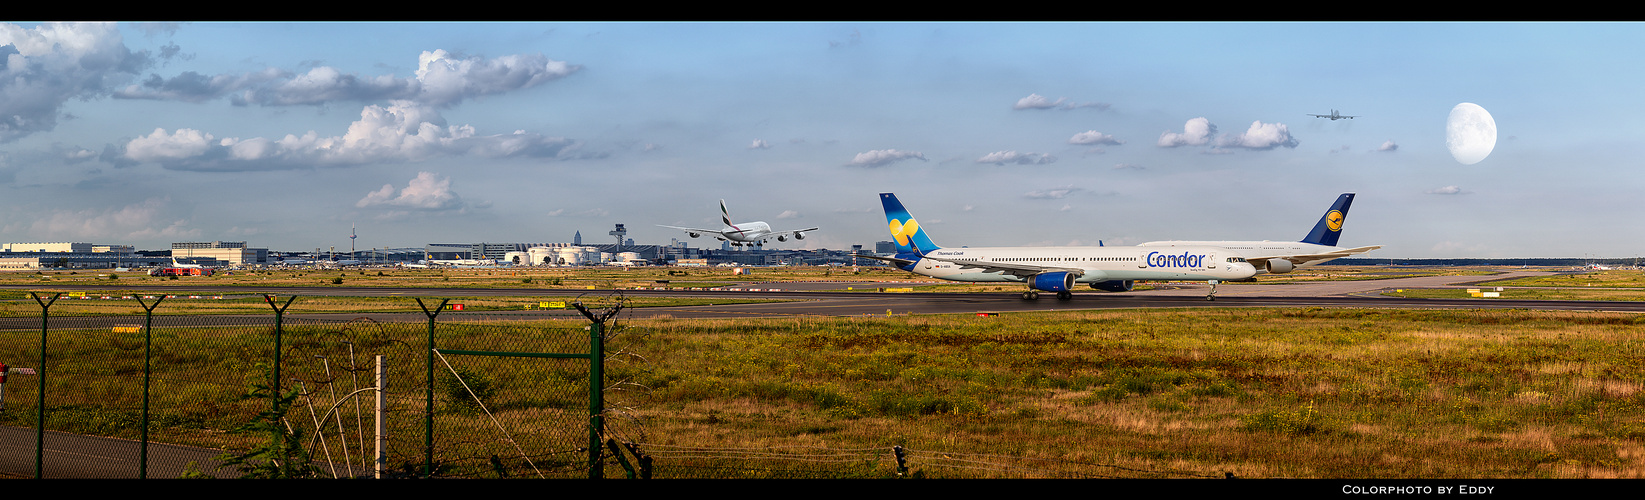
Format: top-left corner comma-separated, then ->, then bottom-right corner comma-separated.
4,270 -> 1642,326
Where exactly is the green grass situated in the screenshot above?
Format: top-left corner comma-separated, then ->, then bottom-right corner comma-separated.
4,304 -> 1645,478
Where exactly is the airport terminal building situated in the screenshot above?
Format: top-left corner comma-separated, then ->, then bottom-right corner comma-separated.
0,242 -> 143,269
171,241 -> 269,266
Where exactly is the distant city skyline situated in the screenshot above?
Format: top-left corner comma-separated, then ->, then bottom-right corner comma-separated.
4,22 -> 1644,258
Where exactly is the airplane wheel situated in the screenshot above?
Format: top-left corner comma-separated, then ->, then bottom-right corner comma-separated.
1057,292 -> 1072,301
1022,291 -> 1038,300
1206,296 -> 1216,301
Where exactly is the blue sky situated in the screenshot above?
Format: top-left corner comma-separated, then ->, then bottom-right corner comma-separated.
3,22 -> 1642,258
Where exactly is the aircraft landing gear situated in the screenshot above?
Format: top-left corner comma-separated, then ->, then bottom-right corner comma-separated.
1206,279 -> 1220,301
1056,291 -> 1072,301
1021,290 -> 1039,300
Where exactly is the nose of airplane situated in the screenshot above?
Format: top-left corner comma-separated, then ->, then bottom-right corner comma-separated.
1232,262 -> 1258,279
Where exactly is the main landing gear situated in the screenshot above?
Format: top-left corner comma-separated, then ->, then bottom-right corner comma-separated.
1020,289 -> 1074,301
1206,280 -> 1220,301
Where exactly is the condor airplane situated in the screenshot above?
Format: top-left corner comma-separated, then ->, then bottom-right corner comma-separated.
862,193 -> 1257,301
659,200 -> 818,248
1138,193 -> 1381,275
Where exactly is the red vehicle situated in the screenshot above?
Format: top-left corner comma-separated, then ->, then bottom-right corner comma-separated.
149,267 -> 215,277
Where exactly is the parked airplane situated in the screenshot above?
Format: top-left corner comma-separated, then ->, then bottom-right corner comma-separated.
860,193 -> 1257,301
170,257 -> 206,269
659,200 -> 818,248
1308,109 -> 1358,120
1137,193 -> 1381,275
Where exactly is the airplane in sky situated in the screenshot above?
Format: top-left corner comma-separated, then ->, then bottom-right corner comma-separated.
1308,109 -> 1358,120
860,193 -> 1258,301
659,200 -> 818,248
1137,193 -> 1382,275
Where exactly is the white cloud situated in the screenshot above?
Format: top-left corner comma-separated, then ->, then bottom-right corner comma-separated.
1024,186 -> 1082,199
0,22 -> 152,142
115,48 -> 578,108
414,49 -> 580,107
776,210 -> 800,219
122,102 -> 583,170
847,149 -> 926,167
976,150 -> 1056,166
748,139 -> 770,150
8,197 -> 197,241
1216,121 -> 1298,150
1158,118 -> 1216,147
1426,186 -> 1465,195
1378,140 -> 1399,152
124,128 -> 215,163
1013,93 -> 1065,110
1069,131 -> 1122,146
356,172 -> 469,211
1014,93 -> 1109,111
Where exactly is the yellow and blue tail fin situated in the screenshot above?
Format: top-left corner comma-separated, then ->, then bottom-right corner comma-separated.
880,193 -> 941,256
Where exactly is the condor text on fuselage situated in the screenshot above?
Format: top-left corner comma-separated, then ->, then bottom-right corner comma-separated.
914,247 -> 1255,284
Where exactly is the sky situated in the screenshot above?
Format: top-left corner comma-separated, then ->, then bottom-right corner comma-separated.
2,21 -> 1642,259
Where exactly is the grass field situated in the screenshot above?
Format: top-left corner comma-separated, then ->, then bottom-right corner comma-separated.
618,308 -> 1645,478
5,266 -> 1645,478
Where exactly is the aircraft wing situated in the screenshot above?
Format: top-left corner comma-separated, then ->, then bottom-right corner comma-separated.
1248,245 -> 1383,267
855,254 -> 920,267
657,225 -> 728,239
775,227 -> 819,234
917,254 -> 1085,279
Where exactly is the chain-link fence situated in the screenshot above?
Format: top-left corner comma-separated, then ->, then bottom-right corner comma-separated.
0,290 -> 632,479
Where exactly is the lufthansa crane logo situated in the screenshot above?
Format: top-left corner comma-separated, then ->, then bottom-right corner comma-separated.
1326,210 -> 1344,232
889,218 -> 921,246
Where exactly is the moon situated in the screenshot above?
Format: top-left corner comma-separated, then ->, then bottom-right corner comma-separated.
1446,102 -> 1497,165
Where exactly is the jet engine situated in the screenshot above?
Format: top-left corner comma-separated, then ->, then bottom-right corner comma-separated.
1265,259 -> 1295,274
795,232 -> 805,240
1031,272 -> 1076,293
688,232 -> 700,238
1089,280 -> 1135,292
777,235 -> 787,242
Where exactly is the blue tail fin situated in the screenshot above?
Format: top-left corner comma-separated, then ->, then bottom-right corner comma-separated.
880,193 -> 941,255
1301,193 -> 1354,246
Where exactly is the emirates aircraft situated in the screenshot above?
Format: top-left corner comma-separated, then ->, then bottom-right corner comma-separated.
860,193 -> 1257,301
659,200 -> 818,248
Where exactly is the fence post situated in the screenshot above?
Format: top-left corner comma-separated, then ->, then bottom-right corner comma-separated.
572,300 -> 621,479
263,294 -> 296,472
415,297 -> 448,479
134,295 -> 165,479
29,292 -> 60,479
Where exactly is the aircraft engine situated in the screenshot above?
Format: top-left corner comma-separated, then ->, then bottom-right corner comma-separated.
688,232 -> 700,238
1031,272 -> 1075,293
795,232 -> 805,240
1089,280 -> 1135,292
777,235 -> 787,242
1265,259 -> 1295,274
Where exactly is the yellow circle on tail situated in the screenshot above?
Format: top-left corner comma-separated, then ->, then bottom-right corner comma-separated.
1326,210 -> 1344,232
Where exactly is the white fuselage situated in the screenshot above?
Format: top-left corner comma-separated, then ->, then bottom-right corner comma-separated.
719,221 -> 773,243
913,245 -> 1257,283
1139,240 -> 1346,268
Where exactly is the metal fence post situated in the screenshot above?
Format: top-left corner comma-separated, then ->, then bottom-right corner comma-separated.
134,295 -> 165,479
572,300 -> 621,479
29,292 -> 59,479
264,294 -> 296,472
415,297 -> 448,479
